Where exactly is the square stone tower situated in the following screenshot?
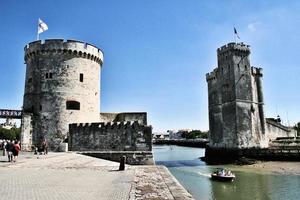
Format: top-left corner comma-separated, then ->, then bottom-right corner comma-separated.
206,42 -> 267,149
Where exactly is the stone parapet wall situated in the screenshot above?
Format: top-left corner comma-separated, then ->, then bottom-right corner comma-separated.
100,112 -> 147,125
24,39 -> 103,65
69,121 -> 152,152
266,119 -> 296,141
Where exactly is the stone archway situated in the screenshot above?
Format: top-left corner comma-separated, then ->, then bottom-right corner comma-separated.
0,109 -> 33,151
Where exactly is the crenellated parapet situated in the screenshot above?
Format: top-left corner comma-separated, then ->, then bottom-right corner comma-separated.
217,42 -> 250,55
69,120 -> 152,152
70,120 -> 141,131
251,67 -> 263,77
24,39 -> 104,65
206,68 -> 219,81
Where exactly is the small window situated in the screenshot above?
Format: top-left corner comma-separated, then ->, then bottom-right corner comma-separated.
46,72 -> 53,79
66,101 -> 80,110
28,78 -> 32,83
80,73 -> 84,82
40,105 -> 42,111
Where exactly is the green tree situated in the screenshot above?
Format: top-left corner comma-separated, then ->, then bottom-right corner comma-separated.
184,130 -> 208,139
0,127 -> 21,140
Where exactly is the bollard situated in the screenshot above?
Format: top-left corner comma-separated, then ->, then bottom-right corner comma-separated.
119,155 -> 126,171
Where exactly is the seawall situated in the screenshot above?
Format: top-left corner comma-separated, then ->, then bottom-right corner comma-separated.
204,146 -> 300,164
153,139 -> 208,148
80,151 -> 154,165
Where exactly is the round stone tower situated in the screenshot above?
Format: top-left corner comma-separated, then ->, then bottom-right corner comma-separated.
23,39 -> 104,149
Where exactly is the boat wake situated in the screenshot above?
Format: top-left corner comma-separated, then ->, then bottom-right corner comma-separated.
197,172 -> 211,178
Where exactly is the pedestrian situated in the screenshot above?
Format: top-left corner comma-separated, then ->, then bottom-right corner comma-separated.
42,139 -> 48,155
12,141 -> 21,162
5,140 -> 14,162
2,140 -> 7,156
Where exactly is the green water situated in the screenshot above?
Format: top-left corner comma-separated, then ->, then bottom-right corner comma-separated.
153,145 -> 300,200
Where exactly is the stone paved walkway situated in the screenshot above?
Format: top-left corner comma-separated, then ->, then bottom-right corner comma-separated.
0,151 -> 194,200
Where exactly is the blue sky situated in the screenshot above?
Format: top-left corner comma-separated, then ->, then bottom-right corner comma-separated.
0,0 -> 299,132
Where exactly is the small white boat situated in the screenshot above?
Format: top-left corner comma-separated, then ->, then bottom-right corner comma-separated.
211,168 -> 235,182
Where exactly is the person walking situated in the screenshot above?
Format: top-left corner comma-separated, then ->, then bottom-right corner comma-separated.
5,140 -> 14,162
2,140 -> 7,156
42,139 -> 48,155
12,141 -> 21,162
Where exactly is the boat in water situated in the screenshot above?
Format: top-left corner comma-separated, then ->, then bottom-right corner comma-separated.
211,168 -> 235,182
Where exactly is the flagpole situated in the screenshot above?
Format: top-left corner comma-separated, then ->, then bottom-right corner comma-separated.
234,33 -> 236,43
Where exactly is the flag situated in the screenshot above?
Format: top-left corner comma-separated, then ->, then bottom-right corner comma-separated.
234,27 -> 240,39
38,18 -> 48,34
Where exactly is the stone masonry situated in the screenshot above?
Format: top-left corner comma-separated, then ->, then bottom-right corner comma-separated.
69,121 -> 152,152
22,39 -> 153,157
23,39 -> 103,149
206,42 -> 294,150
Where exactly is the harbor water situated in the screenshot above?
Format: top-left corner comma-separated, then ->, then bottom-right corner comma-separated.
153,145 -> 300,200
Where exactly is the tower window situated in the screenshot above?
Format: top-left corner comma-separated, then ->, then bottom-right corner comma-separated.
28,78 -> 32,83
45,72 -> 53,79
40,105 -> 42,111
80,73 -> 84,82
66,101 -> 80,110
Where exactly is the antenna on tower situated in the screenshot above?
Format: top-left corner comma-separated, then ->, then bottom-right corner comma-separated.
286,110 -> 290,127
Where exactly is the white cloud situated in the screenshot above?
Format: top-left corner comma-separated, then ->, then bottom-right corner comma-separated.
248,22 -> 261,32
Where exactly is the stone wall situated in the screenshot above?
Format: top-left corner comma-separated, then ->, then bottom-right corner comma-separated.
205,42 -> 294,161
69,121 -> 152,152
23,39 -> 103,149
81,151 -> 153,165
205,146 -> 300,163
100,112 -> 147,125
266,118 -> 296,140
206,43 -> 266,149
20,113 -> 33,151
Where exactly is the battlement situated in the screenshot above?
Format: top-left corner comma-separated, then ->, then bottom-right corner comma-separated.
69,120 -> 152,152
217,42 -> 250,55
100,112 -> 147,125
206,68 -> 218,81
251,67 -> 263,76
70,120 -> 141,130
24,39 -> 104,65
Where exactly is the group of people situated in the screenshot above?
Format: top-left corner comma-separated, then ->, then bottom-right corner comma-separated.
34,139 -> 48,155
0,140 -> 21,162
1,138 -> 50,162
